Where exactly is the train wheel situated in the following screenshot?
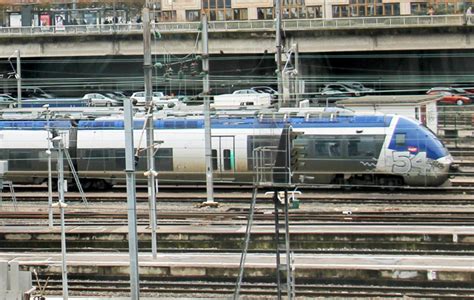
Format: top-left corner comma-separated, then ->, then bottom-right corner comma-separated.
93,180 -> 107,190
80,180 -> 93,191
92,179 -> 113,190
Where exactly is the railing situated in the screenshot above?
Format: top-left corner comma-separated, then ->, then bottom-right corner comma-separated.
0,14 -> 466,36
253,146 -> 279,186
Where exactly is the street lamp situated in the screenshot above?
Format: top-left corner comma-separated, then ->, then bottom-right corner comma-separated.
7,50 -> 21,108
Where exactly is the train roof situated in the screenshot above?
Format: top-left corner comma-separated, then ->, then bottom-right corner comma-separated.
336,95 -> 441,106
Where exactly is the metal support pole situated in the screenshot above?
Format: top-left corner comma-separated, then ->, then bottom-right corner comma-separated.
45,106 -> 53,228
15,50 -> 21,108
283,189 -> 292,299
234,187 -> 258,299
201,13 -> 215,204
275,0 -> 283,108
124,98 -> 140,299
143,7 -> 158,259
53,137 -> 68,300
293,43 -> 299,107
273,190 -> 282,300
59,201 -> 68,299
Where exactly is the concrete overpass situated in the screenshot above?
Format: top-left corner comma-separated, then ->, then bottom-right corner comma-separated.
0,14 -> 472,58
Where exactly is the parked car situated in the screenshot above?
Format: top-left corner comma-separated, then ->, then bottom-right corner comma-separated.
82,93 -> 120,107
321,83 -> 360,97
251,86 -> 278,101
232,89 -> 263,95
337,82 -> 374,94
103,92 -> 127,104
10,87 -> 56,100
130,91 -> 165,105
427,87 -> 474,100
0,94 -> 17,108
213,89 -> 273,108
426,90 -> 471,105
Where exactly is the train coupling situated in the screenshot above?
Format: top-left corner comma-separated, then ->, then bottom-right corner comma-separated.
449,163 -> 460,177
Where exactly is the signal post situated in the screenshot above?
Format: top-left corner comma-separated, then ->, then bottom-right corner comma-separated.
235,124 -> 305,300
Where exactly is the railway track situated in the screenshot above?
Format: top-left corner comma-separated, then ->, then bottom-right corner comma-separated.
32,278 -> 474,298
3,186 -> 474,205
2,210 -> 474,225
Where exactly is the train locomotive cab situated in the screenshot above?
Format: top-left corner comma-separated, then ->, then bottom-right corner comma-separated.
383,116 -> 453,187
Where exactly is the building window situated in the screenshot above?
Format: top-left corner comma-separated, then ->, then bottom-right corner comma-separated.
203,0 -> 232,20
334,1 -> 399,17
258,5 -> 320,19
203,0 -> 246,20
186,10 -> 200,21
384,3 -> 400,15
307,6 -> 322,18
257,7 -> 273,19
333,5 -> 349,17
428,0 -> 463,14
233,8 -> 248,20
411,2 -> 428,14
347,0 -> 398,16
157,10 -> 176,21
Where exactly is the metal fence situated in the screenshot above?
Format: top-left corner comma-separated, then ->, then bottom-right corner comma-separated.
0,14 -> 465,36
253,146 -> 279,186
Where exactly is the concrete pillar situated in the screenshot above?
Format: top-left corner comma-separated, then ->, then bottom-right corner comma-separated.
9,261 -> 19,295
0,262 -> 7,299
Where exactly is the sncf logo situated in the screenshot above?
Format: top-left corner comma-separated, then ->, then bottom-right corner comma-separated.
408,146 -> 418,153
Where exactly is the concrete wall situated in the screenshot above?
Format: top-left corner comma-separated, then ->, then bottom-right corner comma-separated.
0,26 -> 473,58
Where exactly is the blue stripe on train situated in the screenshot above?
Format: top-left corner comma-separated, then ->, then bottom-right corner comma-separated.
0,115 -> 393,130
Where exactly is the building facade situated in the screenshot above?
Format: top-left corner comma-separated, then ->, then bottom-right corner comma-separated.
0,0 -> 470,26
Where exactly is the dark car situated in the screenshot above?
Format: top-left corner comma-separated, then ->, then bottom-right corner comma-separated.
337,82 -> 375,94
251,86 -> 278,94
321,83 -> 360,97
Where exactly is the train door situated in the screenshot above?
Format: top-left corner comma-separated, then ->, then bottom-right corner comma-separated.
212,136 -> 236,181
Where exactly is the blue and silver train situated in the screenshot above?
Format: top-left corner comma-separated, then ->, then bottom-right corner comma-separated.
0,112 -> 453,189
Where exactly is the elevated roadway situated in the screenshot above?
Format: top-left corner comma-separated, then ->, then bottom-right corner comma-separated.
0,14 -> 472,58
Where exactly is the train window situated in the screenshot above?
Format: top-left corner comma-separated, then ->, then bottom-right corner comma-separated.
348,135 -> 384,158
155,148 -> 173,171
0,148 -> 7,160
212,149 -> 218,170
115,149 -> 125,170
10,151 -> 31,169
88,149 -> 105,171
395,133 -> 406,146
314,140 -> 342,158
223,149 -> 233,170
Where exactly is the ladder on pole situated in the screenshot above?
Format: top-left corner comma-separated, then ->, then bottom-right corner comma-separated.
64,149 -> 88,205
273,188 -> 294,300
0,180 -> 17,210
233,187 -> 258,299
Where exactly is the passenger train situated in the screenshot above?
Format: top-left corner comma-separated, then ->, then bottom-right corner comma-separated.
0,112 -> 453,189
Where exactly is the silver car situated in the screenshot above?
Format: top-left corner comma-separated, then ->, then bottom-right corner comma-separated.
130,91 -> 165,106
0,94 -> 17,108
82,93 -> 120,107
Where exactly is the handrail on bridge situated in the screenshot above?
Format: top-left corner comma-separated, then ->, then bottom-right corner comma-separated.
0,14 -> 466,36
